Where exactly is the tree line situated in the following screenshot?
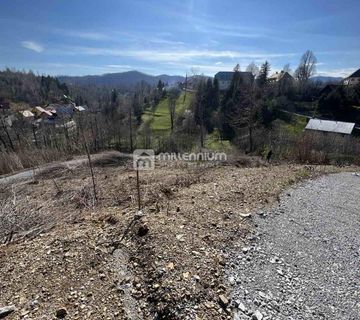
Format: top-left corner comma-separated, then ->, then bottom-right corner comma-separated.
1,49 -> 360,174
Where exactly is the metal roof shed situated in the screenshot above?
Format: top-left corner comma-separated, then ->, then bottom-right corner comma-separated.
305,119 -> 355,135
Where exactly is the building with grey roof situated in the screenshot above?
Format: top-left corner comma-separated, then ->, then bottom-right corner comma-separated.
214,71 -> 254,91
268,71 -> 295,95
305,118 -> 355,135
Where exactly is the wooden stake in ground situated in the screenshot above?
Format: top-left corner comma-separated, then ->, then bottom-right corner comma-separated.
136,164 -> 141,211
52,178 -> 62,194
120,161 -> 142,242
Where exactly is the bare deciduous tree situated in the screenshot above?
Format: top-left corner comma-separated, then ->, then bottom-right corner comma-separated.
229,85 -> 259,152
295,50 -> 317,87
246,62 -> 259,77
283,63 -> 292,74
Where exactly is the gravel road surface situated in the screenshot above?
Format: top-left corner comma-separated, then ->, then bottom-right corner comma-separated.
228,172 -> 360,320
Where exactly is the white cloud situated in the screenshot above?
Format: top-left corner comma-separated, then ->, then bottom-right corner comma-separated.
58,46 -> 297,63
105,64 -> 133,70
163,61 -> 252,75
55,29 -> 111,41
148,38 -> 185,46
21,41 -> 44,53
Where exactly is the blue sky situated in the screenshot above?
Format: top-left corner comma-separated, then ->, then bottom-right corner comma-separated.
0,0 -> 359,77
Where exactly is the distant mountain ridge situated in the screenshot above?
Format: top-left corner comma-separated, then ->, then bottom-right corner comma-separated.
58,71 -> 345,88
58,71 -> 185,87
310,76 -> 343,84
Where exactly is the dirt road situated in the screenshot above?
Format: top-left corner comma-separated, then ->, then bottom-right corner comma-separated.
0,151 -> 131,185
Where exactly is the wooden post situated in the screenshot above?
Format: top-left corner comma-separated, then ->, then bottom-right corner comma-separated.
136,161 -> 141,210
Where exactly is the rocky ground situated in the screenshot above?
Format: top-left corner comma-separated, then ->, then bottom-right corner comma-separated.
227,172 -> 360,320
0,154 -> 355,319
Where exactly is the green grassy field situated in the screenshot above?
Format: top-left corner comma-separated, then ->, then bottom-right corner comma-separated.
283,114 -> 308,135
141,91 -> 235,151
142,91 -> 193,135
271,113 -> 308,138
204,129 -> 233,152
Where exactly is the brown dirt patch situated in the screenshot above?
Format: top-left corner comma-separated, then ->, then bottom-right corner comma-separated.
0,159 -> 351,319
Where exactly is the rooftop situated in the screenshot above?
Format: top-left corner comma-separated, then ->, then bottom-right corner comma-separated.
268,71 -> 293,81
305,119 -> 355,135
347,68 -> 360,78
214,71 -> 253,81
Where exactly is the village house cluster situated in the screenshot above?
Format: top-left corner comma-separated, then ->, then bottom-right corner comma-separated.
0,96 -> 91,152
0,99 -> 87,133
215,67 -> 360,92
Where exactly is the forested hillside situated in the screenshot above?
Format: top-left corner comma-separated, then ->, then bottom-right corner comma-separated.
0,69 -> 69,106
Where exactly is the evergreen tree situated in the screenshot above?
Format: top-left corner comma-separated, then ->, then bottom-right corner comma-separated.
257,61 -> 271,87
318,86 -> 351,120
